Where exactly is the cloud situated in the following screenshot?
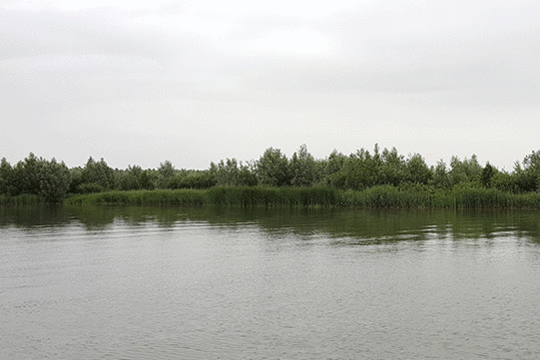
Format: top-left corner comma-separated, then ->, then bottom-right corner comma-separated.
1,0 -> 540,170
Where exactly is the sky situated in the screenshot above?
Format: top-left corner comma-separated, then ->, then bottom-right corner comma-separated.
1,0 -> 539,171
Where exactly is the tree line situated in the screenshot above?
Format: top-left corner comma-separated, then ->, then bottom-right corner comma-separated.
2,144 -> 540,203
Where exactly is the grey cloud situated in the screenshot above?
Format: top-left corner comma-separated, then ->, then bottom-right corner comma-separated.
2,0 -> 540,170
0,8 -> 171,59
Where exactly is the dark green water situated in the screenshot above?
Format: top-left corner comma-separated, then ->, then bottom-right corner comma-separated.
2,205 -> 540,359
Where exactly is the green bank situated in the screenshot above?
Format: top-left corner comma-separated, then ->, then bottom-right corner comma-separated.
63,185 -> 540,209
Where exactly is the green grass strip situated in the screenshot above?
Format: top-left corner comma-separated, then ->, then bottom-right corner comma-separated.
63,186 -> 540,209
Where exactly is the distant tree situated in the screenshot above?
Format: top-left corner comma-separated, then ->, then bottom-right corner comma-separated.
520,150 -> 540,191
37,158 -> 72,203
211,158 -> 257,187
118,165 -> 154,191
340,148 -> 380,190
256,148 -> 290,187
81,157 -> 115,191
168,170 -> 217,189
13,153 -> 41,195
212,158 -> 241,186
289,144 -> 316,187
323,150 -> 347,186
157,160 -> 175,188
432,159 -> 450,189
380,147 -> 406,186
480,162 -> 497,188
0,157 -> 15,196
68,167 -> 84,194
237,161 -> 258,186
181,171 -> 216,189
449,155 -> 482,187
7,154 -> 71,202
405,153 -> 432,185
326,150 -> 346,175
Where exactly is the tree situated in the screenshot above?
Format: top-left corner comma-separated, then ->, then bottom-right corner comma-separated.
37,158 -> 72,203
7,154 -> 71,202
212,158 -> 241,186
0,157 -> 14,196
405,153 -> 432,185
449,155 -> 482,187
118,165 -> 151,191
13,153 -> 41,195
480,162 -> 497,188
81,157 -> 115,191
520,150 -> 540,191
289,144 -> 316,187
380,147 -> 406,186
432,159 -> 450,189
237,161 -> 258,186
157,160 -> 175,188
323,150 -> 347,186
340,148 -> 380,190
256,148 -> 290,187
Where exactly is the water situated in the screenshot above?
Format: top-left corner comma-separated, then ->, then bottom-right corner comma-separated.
1,205 -> 540,359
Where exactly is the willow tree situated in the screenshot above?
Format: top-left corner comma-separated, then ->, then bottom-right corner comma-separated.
256,148 -> 290,187
289,144 -> 317,187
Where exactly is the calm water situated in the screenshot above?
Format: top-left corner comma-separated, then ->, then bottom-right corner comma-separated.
2,205 -> 540,359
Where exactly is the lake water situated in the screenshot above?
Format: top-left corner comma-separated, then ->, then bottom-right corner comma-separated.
2,205 -> 540,359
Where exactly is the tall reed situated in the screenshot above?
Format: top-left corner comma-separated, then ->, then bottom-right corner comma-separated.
0,194 -> 42,205
64,186 -> 540,209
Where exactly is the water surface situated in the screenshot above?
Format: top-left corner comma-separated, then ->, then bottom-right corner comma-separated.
1,205 -> 540,359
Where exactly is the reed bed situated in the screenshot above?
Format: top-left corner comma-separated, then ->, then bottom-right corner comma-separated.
65,189 -> 207,206
0,194 -> 42,205
64,186 -> 540,209
206,186 -> 339,207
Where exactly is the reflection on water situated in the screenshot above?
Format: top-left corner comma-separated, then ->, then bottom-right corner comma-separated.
2,205 -> 540,243
1,205 -> 540,359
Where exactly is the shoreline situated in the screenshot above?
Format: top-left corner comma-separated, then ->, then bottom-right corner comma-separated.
57,186 -> 540,210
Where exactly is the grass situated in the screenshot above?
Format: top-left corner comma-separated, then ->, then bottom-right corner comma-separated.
63,185 -> 540,209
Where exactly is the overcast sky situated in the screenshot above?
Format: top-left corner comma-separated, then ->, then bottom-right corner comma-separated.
1,0 -> 539,170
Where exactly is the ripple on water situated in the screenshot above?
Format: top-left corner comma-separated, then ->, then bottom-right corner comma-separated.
2,208 -> 540,359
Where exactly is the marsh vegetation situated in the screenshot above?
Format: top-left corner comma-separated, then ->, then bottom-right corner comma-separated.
3,144 -> 540,208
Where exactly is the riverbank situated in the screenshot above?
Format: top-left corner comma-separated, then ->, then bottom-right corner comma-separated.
0,194 -> 42,205
62,186 -> 540,209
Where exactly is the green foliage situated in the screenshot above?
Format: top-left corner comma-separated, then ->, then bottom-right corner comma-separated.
379,147 -> 406,186
432,160 -> 450,189
78,183 -> 105,194
206,186 -> 339,207
37,158 -> 72,203
321,150 -> 347,185
480,162 -> 497,188
81,157 -> 115,191
0,157 -> 15,196
257,148 -> 291,187
4,154 -> 71,203
68,167 -> 83,194
340,148 -> 380,190
64,185 -> 540,209
6,146 -> 540,205
405,153 -> 432,185
449,155 -> 482,186
157,160 -> 175,188
520,150 -> 540,191
211,158 -> 258,187
13,153 -> 41,195
0,194 -> 42,205
289,144 -> 317,187
167,170 -> 217,189
118,165 -> 155,191
65,189 -> 207,206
